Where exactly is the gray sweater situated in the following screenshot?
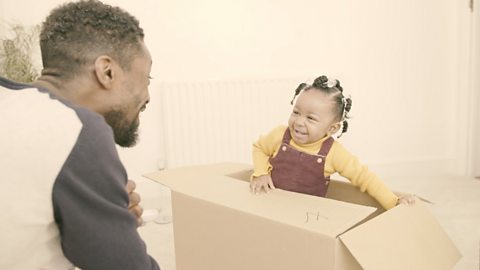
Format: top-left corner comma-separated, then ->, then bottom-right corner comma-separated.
0,76 -> 160,270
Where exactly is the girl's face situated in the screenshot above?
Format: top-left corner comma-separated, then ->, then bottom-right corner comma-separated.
288,89 -> 341,144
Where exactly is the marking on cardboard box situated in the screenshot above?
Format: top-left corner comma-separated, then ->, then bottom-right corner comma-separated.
305,211 -> 329,223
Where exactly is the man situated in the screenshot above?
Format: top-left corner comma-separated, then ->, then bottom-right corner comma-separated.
0,0 -> 160,269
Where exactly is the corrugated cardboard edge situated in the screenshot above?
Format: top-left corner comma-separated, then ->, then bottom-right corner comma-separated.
144,163 -> 378,237
339,199 -> 461,270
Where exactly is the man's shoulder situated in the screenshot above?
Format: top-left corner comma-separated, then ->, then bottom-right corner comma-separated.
1,78 -> 110,134
1,80 -> 114,156
0,76 -> 32,89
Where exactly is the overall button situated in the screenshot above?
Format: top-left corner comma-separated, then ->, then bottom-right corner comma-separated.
317,158 -> 323,163
282,146 -> 287,151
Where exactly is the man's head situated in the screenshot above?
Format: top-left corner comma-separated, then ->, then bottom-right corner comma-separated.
39,0 -> 152,147
40,0 -> 144,78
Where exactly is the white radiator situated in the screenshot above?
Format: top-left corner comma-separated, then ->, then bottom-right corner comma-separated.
159,78 -> 305,169
156,77 -> 457,177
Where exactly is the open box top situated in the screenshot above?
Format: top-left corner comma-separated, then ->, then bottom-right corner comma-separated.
144,162 -> 461,269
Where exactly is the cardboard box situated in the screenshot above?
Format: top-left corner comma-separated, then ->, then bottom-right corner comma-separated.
144,163 -> 461,270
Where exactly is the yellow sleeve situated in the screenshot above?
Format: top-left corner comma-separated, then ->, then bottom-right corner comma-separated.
327,142 -> 399,210
251,125 -> 286,179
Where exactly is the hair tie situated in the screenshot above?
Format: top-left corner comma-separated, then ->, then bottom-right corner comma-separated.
325,78 -> 338,88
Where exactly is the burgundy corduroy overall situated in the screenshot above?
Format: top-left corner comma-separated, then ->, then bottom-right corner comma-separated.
269,129 -> 334,197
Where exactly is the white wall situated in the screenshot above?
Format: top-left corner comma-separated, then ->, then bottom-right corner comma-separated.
473,3 -> 480,177
152,0 -> 474,178
0,0 -> 476,179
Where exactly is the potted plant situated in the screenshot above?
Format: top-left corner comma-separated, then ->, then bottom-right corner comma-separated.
0,23 -> 40,83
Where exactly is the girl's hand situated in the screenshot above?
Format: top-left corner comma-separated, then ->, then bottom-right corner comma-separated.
250,174 -> 275,194
397,193 -> 417,206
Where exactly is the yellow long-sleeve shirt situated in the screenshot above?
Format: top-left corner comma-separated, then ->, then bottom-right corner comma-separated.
252,125 -> 398,210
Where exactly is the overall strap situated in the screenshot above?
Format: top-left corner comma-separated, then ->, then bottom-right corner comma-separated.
281,128 -> 291,144
318,137 -> 334,156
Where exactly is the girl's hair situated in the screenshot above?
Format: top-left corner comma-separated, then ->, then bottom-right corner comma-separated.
290,75 -> 352,136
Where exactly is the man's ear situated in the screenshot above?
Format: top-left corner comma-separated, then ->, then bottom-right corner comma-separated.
327,122 -> 342,136
94,55 -> 115,89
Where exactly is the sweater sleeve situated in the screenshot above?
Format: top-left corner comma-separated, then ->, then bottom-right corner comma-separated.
52,109 -> 160,270
251,125 -> 286,179
328,142 -> 398,210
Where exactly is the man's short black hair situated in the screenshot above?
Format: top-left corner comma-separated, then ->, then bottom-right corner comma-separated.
40,0 -> 145,78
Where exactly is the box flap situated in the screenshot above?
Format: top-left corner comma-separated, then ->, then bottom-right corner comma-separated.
144,163 -> 377,237
339,199 -> 461,270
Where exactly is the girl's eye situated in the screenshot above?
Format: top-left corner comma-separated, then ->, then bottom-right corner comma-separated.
292,111 -> 299,115
307,116 -> 317,121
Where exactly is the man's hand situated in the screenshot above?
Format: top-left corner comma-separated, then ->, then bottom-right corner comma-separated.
126,180 -> 143,226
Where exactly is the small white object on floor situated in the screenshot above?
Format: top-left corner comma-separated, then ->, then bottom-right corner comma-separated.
142,208 -> 159,223
142,208 -> 173,225
154,215 -> 173,224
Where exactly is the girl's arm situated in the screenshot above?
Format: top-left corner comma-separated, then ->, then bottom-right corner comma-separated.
251,125 -> 286,179
328,142 -> 399,210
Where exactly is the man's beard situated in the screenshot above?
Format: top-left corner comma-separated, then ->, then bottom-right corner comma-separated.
104,109 -> 139,147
